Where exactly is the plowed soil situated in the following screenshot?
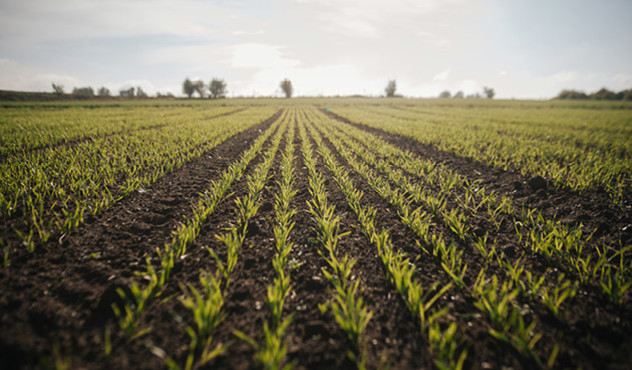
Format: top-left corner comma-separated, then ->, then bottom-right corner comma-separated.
1,107 -> 631,370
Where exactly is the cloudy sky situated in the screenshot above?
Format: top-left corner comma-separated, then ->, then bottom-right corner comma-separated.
0,0 -> 630,98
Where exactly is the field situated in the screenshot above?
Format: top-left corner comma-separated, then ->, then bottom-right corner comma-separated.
1,98 -> 631,369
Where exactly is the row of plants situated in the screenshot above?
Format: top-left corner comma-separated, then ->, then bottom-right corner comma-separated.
110,110 -> 288,368
329,102 -> 631,205
303,117 -> 466,369
308,108 -> 631,366
298,118 -> 373,369
0,104 -> 238,156
236,109 -> 298,369
308,110 -> 567,367
317,108 -> 631,306
0,107 -> 278,259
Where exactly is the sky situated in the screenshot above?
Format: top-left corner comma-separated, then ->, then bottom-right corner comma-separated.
0,0 -> 631,99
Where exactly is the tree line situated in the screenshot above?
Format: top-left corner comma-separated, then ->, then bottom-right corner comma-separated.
51,79 -> 500,100
438,87 -> 495,99
182,78 -> 294,99
182,78 -> 228,99
555,88 -> 632,101
51,83 -> 170,98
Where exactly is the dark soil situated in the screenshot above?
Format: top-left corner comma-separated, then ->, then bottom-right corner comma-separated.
0,109 -> 281,369
0,108 -> 246,161
1,106 -> 631,370
319,107 -> 632,369
320,108 -> 632,250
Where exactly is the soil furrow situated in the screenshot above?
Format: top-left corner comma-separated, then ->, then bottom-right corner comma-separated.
102,116 -> 287,370
0,108 -> 246,162
318,108 -> 632,369
0,109 -> 281,369
308,118 -> 533,368
305,120 -> 450,369
320,108 -> 632,251
204,121 -> 289,370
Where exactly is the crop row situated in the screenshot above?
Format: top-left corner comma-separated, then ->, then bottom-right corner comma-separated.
113,109 -> 288,368
328,101 -> 631,205
298,117 -> 373,369
0,104 -> 241,156
316,108 -> 631,306
303,107 -> 630,367
301,114 -> 467,368
236,109 -> 298,369
0,106 -> 278,261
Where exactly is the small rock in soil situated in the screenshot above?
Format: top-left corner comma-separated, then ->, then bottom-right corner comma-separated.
500,245 -> 516,258
247,221 -> 261,237
528,175 -> 547,191
260,202 -> 274,212
89,279 -> 131,325
473,228 -> 486,238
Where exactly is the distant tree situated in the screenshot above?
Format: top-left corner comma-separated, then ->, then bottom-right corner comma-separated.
466,92 -> 482,99
136,86 -> 148,98
72,87 -> 94,96
97,87 -> 110,97
183,78 -> 195,98
591,88 -> 616,100
453,90 -> 464,99
280,79 -> 293,98
156,91 -> 175,98
483,87 -> 495,99
119,87 -> 135,98
52,83 -> 64,95
555,90 -> 588,100
622,90 -> 632,101
385,80 -> 397,97
439,90 -> 451,98
209,78 -> 227,99
192,80 -> 205,98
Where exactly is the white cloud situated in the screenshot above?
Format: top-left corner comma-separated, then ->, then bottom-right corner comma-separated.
318,16 -> 380,38
548,71 -> 578,83
0,58 -> 81,92
224,44 -> 380,96
0,0 -> 248,45
228,44 -> 300,69
142,45 -> 230,66
232,30 -> 265,36
418,31 -> 450,47
0,1 -> 630,98
457,79 -> 480,94
611,73 -> 632,86
433,68 -> 451,81
291,0 -> 466,38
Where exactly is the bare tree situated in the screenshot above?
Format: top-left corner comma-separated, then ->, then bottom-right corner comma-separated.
209,78 -> 227,99
280,79 -> 293,98
385,80 -> 397,97
483,87 -> 495,99
183,78 -> 195,98
52,83 -> 64,95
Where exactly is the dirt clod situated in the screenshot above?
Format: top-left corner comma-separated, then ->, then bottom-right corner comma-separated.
528,175 -> 547,191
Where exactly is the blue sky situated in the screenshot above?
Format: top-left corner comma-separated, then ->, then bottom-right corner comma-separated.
0,0 -> 630,98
